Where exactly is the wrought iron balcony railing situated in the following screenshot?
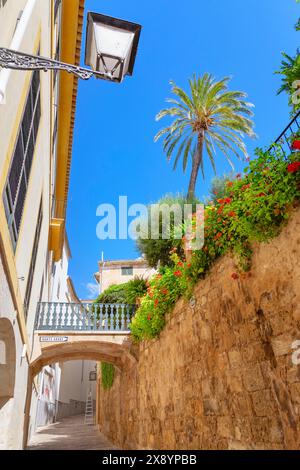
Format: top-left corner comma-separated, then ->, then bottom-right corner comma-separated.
35,302 -> 136,332
270,110 -> 300,158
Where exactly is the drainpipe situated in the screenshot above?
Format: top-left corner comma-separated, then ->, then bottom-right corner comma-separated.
0,0 -> 37,105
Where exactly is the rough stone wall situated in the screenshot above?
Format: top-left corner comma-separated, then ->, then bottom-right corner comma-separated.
98,208 -> 300,450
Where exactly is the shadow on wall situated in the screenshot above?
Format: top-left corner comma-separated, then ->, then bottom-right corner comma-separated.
0,318 -> 16,409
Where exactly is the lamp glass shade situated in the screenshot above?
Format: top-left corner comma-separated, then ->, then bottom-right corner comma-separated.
85,12 -> 142,83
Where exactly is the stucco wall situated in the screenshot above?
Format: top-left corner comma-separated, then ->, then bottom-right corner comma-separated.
0,255 -> 27,450
98,208 -> 300,450
99,265 -> 156,293
0,0 -> 53,449
59,360 -> 96,404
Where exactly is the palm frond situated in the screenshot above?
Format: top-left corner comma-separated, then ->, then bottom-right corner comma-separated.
155,73 -> 255,196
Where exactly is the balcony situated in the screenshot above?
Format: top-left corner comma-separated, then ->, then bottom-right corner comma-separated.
35,302 -> 136,333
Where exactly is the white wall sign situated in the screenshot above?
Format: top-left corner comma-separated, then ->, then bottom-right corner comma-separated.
40,336 -> 68,343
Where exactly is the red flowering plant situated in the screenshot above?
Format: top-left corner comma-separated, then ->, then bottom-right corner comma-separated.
130,252 -> 192,341
185,144 -> 300,280
131,144 -> 300,342
288,130 -> 300,154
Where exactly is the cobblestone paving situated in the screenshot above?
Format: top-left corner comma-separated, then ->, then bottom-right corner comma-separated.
27,415 -> 116,450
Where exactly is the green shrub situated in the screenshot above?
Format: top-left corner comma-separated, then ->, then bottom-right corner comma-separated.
130,146 -> 300,342
276,18 -> 300,113
136,193 -> 201,268
101,362 -> 115,390
94,283 -> 128,304
124,277 -> 148,304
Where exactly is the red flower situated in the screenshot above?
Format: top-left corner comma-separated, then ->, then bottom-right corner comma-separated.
187,263 -> 191,268
287,162 -> 300,173
161,288 -> 169,295
292,140 -> 300,150
242,184 -> 251,191
224,197 -> 232,204
214,232 -> 222,240
228,211 -> 236,217
257,192 -> 266,197
147,315 -> 151,321
231,273 -> 239,280
173,270 -> 182,277
227,181 -> 234,188
154,299 -> 159,307
177,261 -> 184,267
218,197 -> 232,204
217,207 -> 223,214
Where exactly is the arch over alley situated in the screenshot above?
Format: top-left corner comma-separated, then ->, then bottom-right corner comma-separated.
22,300 -> 137,448
30,332 -> 136,376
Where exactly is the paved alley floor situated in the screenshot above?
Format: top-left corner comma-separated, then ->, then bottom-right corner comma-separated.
27,414 -> 116,450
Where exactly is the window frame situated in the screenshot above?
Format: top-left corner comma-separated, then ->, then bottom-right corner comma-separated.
24,199 -> 43,319
3,69 -> 41,250
121,266 -> 133,276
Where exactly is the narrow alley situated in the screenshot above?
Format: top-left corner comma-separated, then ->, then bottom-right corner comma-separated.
27,415 -> 116,450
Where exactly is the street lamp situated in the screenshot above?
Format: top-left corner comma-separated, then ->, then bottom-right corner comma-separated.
85,12 -> 142,83
0,12 -> 142,82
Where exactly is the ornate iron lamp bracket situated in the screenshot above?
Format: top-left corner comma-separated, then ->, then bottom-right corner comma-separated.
0,47 -> 113,81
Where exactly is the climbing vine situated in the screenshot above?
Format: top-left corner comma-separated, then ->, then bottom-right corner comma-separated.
101,362 -> 115,390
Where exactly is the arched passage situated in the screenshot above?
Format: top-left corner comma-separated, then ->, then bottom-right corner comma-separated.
0,318 -> 16,407
23,331 -> 137,448
30,332 -> 135,377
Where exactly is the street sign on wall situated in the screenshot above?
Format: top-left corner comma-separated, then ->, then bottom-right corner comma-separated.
39,336 -> 69,343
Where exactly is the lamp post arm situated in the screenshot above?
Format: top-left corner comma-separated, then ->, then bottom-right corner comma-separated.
0,47 -> 112,81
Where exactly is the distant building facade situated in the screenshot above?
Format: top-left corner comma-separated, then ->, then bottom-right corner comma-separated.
94,258 -> 156,294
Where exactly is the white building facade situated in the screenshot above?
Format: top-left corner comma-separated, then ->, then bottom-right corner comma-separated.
0,0 -> 85,449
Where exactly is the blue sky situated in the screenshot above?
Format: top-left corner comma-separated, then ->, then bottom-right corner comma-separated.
67,0 -> 299,299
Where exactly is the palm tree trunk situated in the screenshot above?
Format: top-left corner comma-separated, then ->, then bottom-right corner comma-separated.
187,131 -> 204,201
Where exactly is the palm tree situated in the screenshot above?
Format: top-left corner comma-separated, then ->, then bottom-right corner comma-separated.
155,74 -> 256,200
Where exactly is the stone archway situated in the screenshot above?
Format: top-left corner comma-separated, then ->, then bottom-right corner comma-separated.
23,331 -> 137,448
0,318 -> 16,408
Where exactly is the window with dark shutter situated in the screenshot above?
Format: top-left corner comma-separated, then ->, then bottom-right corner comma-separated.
3,68 -> 41,249
121,267 -> 133,276
24,199 -> 43,319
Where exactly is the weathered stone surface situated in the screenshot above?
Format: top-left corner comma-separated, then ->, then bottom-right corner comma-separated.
98,208 -> 300,450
